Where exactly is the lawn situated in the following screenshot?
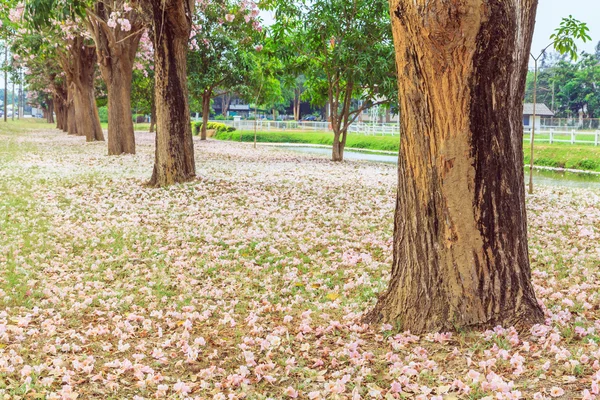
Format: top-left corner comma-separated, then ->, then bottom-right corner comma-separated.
216,130 -> 600,172
1,120 -> 600,398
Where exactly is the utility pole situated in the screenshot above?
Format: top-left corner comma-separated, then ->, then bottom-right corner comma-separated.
3,45 -> 6,122
12,79 -> 15,121
19,69 -> 23,119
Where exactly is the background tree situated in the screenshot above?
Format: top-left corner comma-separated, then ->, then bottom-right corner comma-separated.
366,0 -> 544,333
187,0 -> 262,140
266,0 -> 397,161
527,16 -> 590,194
84,1 -> 146,155
130,68 -> 155,131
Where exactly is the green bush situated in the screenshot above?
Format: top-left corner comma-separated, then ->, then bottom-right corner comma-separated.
193,121 -> 236,136
98,106 -> 108,123
575,159 -> 598,170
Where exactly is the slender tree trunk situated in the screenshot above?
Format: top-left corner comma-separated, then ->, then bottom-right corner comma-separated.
294,89 -> 301,121
331,129 -> 347,162
221,93 -> 231,117
365,0 -> 544,333
528,60 -> 538,194
201,91 -> 211,140
149,99 -> 156,133
148,0 -> 196,187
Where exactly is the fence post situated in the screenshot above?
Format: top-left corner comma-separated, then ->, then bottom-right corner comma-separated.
571,129 -> 575,144
596,130 -> 599,146
549,128 -> 553,144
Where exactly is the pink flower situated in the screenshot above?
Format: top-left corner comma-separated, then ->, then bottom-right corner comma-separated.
225,14 -> 235,22
550,387 -> 565,397
284,386 -> 298,398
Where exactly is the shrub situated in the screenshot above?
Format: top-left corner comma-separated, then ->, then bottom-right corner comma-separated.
193,121 -> 236,136
575,159 -> 598,171
98,106 -> 108,123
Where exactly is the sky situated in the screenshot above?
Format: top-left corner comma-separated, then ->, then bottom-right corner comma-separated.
530,0 -> 599,56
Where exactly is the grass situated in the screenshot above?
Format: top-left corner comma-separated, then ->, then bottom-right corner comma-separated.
216,130 -> 600,172
524,144 -> 600,172
0,121 -> 600,399
214,130 -> 402,152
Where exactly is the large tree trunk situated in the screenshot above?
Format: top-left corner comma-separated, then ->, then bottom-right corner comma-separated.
148,0 -> 196,187
70,38 -> 104,142
201,91 -> 211,140
92,3 -> 142,155
365,0 -> 544,333
51,79 -> 68,132
47,98 -> 55,124
104,61 -> 137,154
55,99 -> 64,131
66,82 -> 78,136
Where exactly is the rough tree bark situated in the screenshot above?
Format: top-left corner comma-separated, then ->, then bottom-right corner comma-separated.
89,3 -> 143,155
66,82 -> 78,136
64,37 -> 104,142
46,98 -> 55,124
51,78 -> 68,132
147,0 -> 196,187
365,0 -> 544,333
221,93 -> 231,117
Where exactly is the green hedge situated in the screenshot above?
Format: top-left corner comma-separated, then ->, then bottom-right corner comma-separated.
98,106 -> 108,123
193,121 -> 236,135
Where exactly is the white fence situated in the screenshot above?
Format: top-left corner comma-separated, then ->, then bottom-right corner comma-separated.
214,120 -> 600,145
214,119 -> 400,136
525,129 -> 600,145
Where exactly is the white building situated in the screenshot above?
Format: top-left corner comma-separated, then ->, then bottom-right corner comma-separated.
523,103 -> 554,130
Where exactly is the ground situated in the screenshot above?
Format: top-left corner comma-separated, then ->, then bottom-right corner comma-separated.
1,121 -> 600,399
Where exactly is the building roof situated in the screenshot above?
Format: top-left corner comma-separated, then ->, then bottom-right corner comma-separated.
523,103 -> 554,116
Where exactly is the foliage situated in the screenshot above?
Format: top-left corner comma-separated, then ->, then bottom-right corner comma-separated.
193,121 -> 236,135
526,52 -> 600,118
265,0 -> 396,136
550,16 -> 592,60
98,105 -> 108,123
187,0 -> 263,108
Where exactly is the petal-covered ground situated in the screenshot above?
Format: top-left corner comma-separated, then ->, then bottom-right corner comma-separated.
1,124 -> 600,400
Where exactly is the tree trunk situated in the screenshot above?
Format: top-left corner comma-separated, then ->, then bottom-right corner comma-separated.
92,4 -> 142,155
47,99 -> 55,124
331,130 -> 346,162
294,89 -> 301,121
66,82 -> 78,136
70,38 -> 104,142
104,62 -> 137,154
201,91 -> 211,140
222,93 -> 231,117
365,0 -> 544,334
148,0 -> 196,187
51,79 -> 68,132
55,99 -> 65,131
149,99 -> 156,133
